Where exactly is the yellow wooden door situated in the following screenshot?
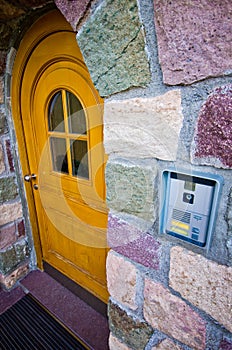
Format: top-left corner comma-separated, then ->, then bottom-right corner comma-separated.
11,11 -> 109,302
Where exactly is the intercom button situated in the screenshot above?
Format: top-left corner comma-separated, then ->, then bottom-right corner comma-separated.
191,233 -> 199,241
192,227 -> 200,234
193,214 -> 202,221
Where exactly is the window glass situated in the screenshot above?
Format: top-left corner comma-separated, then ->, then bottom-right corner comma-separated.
50,137 -> 68,174
48,91 -> 64,132
66,91 -> 86,134
70,139 -> 89,179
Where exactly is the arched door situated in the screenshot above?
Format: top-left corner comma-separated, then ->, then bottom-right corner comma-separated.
11,11 -> 108,302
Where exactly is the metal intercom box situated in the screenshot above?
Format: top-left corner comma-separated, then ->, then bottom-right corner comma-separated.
160,169 -> 223,250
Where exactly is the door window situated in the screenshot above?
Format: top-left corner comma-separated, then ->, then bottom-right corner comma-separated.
48,90 -> 89,179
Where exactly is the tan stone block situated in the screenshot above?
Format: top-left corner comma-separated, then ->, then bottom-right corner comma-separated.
0,263 -> 29,289
152,339 -> 183,350
144,279 -> 206,350
170,246 -> 232,333
104,90 -> 183,161
0,143 -> 5,174
106,251 -> 138,310
109,334 -> 133,350
0,201 -> 23,226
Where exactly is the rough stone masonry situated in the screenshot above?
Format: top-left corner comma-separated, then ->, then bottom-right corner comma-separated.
0,0 -> 231,349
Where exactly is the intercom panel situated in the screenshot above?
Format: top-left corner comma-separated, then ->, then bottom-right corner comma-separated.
160,170 -> 223,250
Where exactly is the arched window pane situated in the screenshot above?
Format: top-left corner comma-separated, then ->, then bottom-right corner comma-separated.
66,91 -> 87,134
48,91 -> 64,132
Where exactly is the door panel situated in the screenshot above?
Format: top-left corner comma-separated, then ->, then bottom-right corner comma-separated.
14,13 -> 108,302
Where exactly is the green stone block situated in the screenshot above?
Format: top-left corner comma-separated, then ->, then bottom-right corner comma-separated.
0,240 -> 29,274
0,246 -> 17,274
106,159 -> 157,222
0,177 -> 18,203
15,240 -> 29,262
108,300 -> 153,349
0,110 -> 7,134
77,0 -> 150,96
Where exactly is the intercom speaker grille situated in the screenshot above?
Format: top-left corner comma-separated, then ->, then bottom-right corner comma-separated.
172,209 -> 191,224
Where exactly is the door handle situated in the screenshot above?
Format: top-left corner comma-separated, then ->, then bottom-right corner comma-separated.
24,174 -> 37,182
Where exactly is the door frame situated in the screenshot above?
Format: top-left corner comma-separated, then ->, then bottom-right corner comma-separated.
11,10 -> 102,272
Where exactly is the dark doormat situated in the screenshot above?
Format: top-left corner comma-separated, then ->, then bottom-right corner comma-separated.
0,293 -> 89,350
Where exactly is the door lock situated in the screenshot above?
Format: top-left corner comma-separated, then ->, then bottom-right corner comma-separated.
24,174 -> 37,182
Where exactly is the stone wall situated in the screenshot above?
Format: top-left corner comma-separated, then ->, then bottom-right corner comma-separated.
0,60 -> 29,288
75,0 -> 232,349
0,0 -> 231,349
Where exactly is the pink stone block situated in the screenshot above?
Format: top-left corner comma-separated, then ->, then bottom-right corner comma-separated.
192,84 -> 232,168
0,223 -> 16,249
108,214 -> 160,269
170,246 -> 232,333
55,0 -> 91,30
17,220 -> 25,237
109,334 -> 133,350
220,339 -> 232,350
106,251 -> 138,310
154,0 -> 232,85
107,213 -> 144,248
5,139 -> 14,172
114,234 -> 160,269
144,279 -> 206,349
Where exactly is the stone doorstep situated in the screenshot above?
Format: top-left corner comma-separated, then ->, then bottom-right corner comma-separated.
1,269 -> 110,350
20,269 -> 110,350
